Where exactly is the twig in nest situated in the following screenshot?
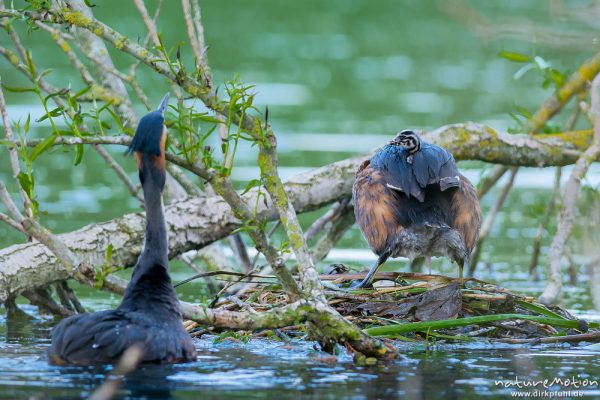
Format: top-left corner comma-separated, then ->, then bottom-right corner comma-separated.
183,320 -> 199,332
174,270 -> 275,288
229,295 -> 257,313
190,329 -> 209,338
319,271 -> 491,286
465,326 -> 497,337
497,331 -> 600,344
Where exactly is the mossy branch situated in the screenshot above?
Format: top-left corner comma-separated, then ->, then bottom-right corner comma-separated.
524,50 -> 600,133
209,175 -> 302,298
257,136 -> 323,297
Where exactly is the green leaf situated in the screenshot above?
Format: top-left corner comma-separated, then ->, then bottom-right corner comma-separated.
241,179 -> 261,195
97,102 -> 113,113
30,134 -> 56,161
36,106 -> 64,122
364,313 -> 598,336
1,84 -> 37,93
508,112 -> 525,128
0,139 -> 18,149
544,68 -> 566,89
105,243 -> 113,263
514,105 -> 532,119
498,50 -> 530,63
17,172 -> 34,198
201,126 -> 217,142
194,114 -> 222,124
38,69 -> 53,80
25,50 -> 36,77
74,143 -> 84,165
516,300 -> 568,320
44,90 -> 66,103
73,86 -> 91,99
24,114 -> 31,135
105,108 -> 125,132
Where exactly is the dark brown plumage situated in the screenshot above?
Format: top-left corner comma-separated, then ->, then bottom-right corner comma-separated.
351,130 -> 480,288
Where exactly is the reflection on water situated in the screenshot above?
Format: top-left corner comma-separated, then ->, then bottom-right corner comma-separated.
0,307 -> 599,399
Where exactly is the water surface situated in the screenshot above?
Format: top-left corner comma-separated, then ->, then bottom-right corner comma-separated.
1,307 -> 599,399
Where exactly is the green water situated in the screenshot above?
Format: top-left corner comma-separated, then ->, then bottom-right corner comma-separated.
1,1 -> 599,398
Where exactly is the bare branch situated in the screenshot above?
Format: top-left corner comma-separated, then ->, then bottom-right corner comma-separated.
0,181 -> 24,223
181,0 -> 203,66
539,73 -> 600,304
165,164 -> 203,197
0,180 -> 78,275
0,78 -> 33,218
0,0 -> 27,60
227,235 -> 252,273
477,165 -> 508,198
129,0 -> 164,78
34,21 -> 95,85
191,0 -> 211,79
305,199 -> 349,243
0,211 -> 25,234
528,167 -> 562,280
0,46 -> 92,105
442,0 -> 596,51
524,51 -> 600,133
469,166 -> 518,273
63,0 -> 137,125
132,0 -> 160,47
22,287 -> 73,316
311,203 -> 355,263
93,145 -> 143,202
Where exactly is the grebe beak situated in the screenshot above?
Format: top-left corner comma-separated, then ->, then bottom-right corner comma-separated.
157,93 -> 170,115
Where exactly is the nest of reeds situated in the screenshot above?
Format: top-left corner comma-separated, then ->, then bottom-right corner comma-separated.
183,271 -> 600,345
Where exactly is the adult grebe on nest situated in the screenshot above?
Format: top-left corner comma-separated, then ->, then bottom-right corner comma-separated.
48,95 -> 197,365
351,130 -> 480,288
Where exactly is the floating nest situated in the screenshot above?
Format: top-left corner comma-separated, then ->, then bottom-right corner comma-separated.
184,271 -> 600,345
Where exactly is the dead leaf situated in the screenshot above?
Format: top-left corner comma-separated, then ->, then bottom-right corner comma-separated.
414,282 -> 462,321
355,282 -> 462,321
